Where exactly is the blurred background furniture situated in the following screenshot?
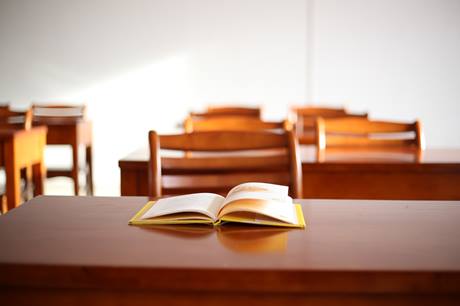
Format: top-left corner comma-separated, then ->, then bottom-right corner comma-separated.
148,129 -> 302,198
32,104 -> 93,195
183,115 -> 292,132
120,145 -> 460,200
190,106 -> 261,119
0,107 -> 32,129
0,107 -> 46,212
315,117 -> 424,152
291,106 -> 368,145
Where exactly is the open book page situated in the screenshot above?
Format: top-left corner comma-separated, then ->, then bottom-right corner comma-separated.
225,182 -> 289,201
140,193 -> 225,222
218,199 -> 298,224
223,182 -> 290,205
222,182 -> 291,208
217,182 -> 297,224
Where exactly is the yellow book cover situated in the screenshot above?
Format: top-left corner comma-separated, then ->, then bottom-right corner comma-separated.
129,182 -> 305,228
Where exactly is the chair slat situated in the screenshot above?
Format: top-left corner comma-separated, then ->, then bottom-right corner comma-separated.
325,118 -> 417,133
184,116 -> 289,132
292,106 -> 347,116
162,155 -> 289,171
325,136 -> 418,148
196,106 -> 261,118
160,131 -> 289,151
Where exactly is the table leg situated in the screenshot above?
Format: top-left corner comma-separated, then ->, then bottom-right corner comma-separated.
86,145 -> 93,195
72,142 -> 79,195
32,162 -> 45,196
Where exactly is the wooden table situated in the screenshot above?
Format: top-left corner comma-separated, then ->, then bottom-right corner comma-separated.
0,126 -> 47,211
118,146 -> 460,200
1,196 -> 459,305
33,117 -> 93,195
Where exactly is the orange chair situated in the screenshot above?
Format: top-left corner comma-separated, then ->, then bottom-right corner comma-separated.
315,117 -> 425,158
1,107 -> 46,212
291,106 -> 367,144
148,130 -> 302,198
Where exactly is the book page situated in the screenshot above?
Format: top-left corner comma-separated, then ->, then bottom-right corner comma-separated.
218,199 -> 298,225
140,193 -> 225,222
217,182 -> 296,224
222,182 -> 291,209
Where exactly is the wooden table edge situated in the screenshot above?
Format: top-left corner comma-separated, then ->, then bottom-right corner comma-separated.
1,264 -> 459,294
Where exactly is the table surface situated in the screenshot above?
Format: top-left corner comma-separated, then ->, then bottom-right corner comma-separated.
1,196 -> 460,295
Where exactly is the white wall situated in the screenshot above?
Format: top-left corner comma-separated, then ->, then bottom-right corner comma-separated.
0,0 -> 307,195
310,0 -> 460,147
1,0 -> 459,195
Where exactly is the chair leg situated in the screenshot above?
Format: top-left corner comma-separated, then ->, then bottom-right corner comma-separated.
72,143 -> 79,195
22,166 -> 33,200
86,145 -> 94,195
0,194 -> 6,214
5,154 -> 21,211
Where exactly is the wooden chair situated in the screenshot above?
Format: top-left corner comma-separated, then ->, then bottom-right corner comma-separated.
148,130 -> 302,198
190,106 -> 261,119
183,116 -> 292,132
0,108 -> 41,212
315,117 -> 425,160
32,104 -> 93,195
291,106 -> 368,145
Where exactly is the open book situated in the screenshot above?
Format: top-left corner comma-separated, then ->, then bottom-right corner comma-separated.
129,182 -> 305,228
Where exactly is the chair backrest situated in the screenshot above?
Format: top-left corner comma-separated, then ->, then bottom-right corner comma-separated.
291,106 -> 368,144
0,108 -> 32,130
32,104 -> 86,121
183,116 -> 292,132
315,117 -> 425,151
148,130 -> 302,198
190,106 -> 261,119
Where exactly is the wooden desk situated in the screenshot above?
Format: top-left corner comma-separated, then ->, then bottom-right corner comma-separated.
119,146 -> 460,200
1,196 -> 459,305
33,118 -> 93,195
0,126 -> 47,211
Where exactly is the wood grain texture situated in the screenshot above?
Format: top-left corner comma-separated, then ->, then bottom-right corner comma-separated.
0,196 -> 459,305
